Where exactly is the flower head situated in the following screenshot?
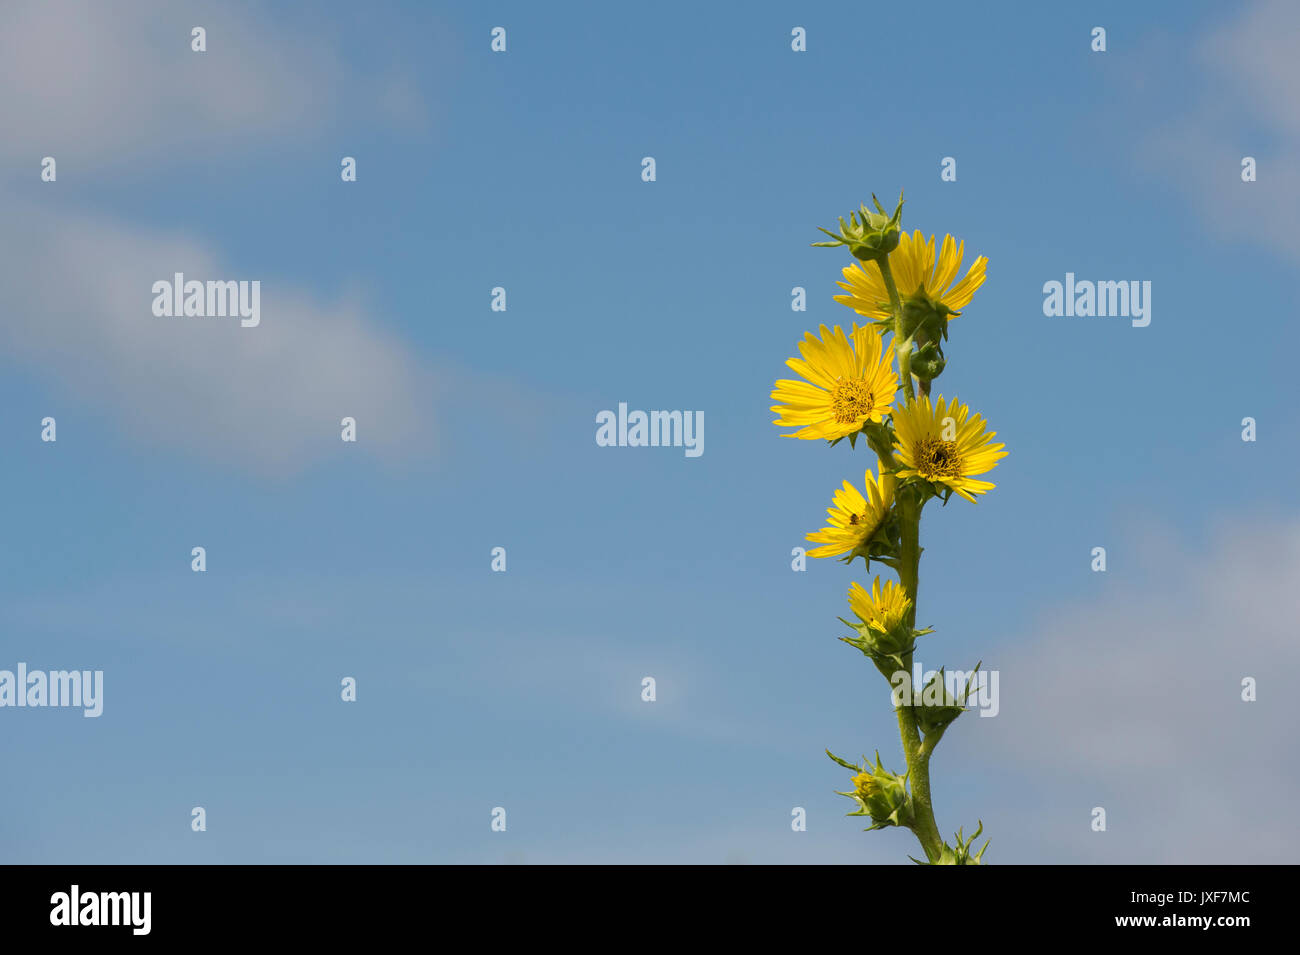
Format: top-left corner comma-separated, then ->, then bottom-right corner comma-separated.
848,578 -> 910,635
834,230 -> 988,323
892,394 -> 1007,502
771,324 -> 899,441
806,466 -> 894,562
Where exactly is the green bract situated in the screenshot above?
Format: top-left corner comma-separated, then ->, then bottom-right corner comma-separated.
812,192 -> 905,264
914,665 -> 981,736
830,751 -> 915,831
913,822 -> 990,865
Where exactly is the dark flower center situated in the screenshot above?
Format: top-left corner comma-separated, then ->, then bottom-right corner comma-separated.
917,437 -> 962,478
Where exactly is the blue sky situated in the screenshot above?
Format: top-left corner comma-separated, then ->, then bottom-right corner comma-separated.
2,0 -> 1298,863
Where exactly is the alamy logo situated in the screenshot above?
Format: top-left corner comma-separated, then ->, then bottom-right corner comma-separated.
151,272 -> 260,327
0,663 -> 103,717
595,402 -> 704,458
890,661 -> 1000,717
50,885 -> 151,935
1042,273 -> 1150,327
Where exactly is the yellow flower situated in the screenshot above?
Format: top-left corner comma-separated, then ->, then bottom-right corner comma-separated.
892,394 -> 1007,502
771,324 -> 899,441
850,771 -> 879,798
833,230 -> 988,321
848,578 -> 910,635
806,466 -> 894,559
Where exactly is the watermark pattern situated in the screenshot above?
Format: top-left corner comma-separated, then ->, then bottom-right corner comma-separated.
890,662 -> 1000,718
0,663 -> 103,717
595,403 -> 704,457
151,273 -> 260,327
1042,273 -> 1150,327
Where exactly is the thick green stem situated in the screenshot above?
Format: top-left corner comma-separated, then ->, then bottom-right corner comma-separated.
896,492 -> 943,860
876,257 -> 914,401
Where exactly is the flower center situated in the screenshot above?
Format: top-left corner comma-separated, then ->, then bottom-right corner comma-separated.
830,378 -> 876,424
917,437 -> 962,479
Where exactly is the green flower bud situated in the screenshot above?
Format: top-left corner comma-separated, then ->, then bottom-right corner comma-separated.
909,340 -> 947,382
837,752 -> 914,831
953,820 -> 990,864
913,665 -> 980,736
912,822 -> 989,865
900,292 -> 955,343
812,191 -> 905,264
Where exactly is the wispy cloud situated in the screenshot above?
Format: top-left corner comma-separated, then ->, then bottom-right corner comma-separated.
1138,0 -> 1300,262
0,200 -> 437,474
0,0 -> 466,474
980,516 -> 1300,862
0,0 -> 429,169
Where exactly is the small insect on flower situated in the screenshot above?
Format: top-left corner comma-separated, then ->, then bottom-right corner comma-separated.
806,466 -> 894,560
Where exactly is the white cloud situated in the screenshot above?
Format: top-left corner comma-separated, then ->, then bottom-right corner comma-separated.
0,198 -> 437,474
0,1 -> 463,473
980,516 -> 1300,862
1203,0 -> 1300,139
0,0 -> 428,168
1139,0 -> 1300,262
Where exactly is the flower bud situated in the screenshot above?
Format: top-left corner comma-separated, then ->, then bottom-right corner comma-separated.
910,340 -> 947,382
846,578 -> 911,651
812,192 -> 905,264
913,666 -> 980,736
840,752 -> 914,830
913,822 -> 989,865
840,579 -> 932,674
900,292 -> 955,342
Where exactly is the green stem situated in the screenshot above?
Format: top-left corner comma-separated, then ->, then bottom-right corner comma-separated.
878,251 -> 942,860
896,492 -> 943,860
876,257 -> 914,401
